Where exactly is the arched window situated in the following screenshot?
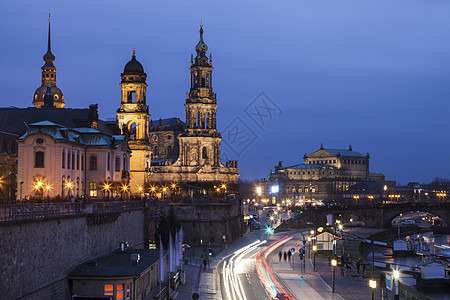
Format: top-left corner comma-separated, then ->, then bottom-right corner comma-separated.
81,154 -> 84,171
115,156 -> 120,172
35,151 -> 44,168
107,153 -> 110,171
90,155 -> 97,171
202,147 -> 208,159
62,150 -> 65,169
72,153 -> 75,169
77,152 -> 80,170
67,150 -> 71,169
123,156 -> 126,171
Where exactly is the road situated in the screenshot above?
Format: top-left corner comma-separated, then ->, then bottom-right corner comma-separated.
218,209 -> 298,300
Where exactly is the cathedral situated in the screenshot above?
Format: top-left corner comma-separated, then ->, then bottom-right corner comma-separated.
118,25 -> 239,195
0,17 -> 239,199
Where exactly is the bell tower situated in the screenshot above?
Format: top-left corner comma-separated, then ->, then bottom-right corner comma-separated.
116,49 -> 151,193
33,14 -> 65,108
178,25 -> 222,168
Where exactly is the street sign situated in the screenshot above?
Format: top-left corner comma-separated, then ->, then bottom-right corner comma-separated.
290,248 -> 295,253
299,248 -> 304,255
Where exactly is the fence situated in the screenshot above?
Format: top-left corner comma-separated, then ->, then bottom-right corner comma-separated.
0,201 -> 145,222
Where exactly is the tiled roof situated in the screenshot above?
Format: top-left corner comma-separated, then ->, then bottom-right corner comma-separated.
323,148 -> 366,157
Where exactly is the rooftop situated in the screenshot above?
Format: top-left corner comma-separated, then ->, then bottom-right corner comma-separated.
68,249 -> 161,278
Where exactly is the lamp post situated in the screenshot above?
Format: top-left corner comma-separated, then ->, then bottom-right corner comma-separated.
46,185 -> 51,198
312,244 -> 317,271
393,269 -> 400,300
138,186 -> 143,198
331,258 -> 337,293
369,279 -> 376,300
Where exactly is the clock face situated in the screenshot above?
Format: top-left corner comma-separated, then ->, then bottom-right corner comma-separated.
152,134 -> 158,141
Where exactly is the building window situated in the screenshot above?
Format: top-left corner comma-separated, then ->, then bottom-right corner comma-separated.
81,154 -> 84,171
115,156 -> 120,172
35,151 -> 44,168
104,284 -> 113,296
154,146 -> 159,155
116,284 -> 124,300
126,283 -> 131,300
89,182 -> 97,197
90,155 -> 97,171
62,151 -> 65,168
107,153 -> 110,171
77,152 -> 80,170
72,153 -> 75,169
202,146 -> 208,159
167,146 -> 172,156
123,157 -> 126,171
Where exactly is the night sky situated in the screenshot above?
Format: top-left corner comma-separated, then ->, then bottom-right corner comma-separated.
1,1 -> 450,184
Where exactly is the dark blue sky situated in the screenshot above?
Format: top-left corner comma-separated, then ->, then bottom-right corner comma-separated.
1,1 -> 450,184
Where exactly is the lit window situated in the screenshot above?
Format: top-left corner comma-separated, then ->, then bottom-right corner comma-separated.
117,284 -> 124,300
90,182 -> 97,197
126,283 -> 131,299
115,156 -> 120,172
104,284 -> 113,296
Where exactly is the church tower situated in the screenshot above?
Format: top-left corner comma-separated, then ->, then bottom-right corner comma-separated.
33,14 -> 65,108
178,25 -> 222,168
116,49 -> 151,193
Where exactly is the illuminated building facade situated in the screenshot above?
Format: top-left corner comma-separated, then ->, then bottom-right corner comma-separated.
149,26 -> 239,189
17,121 -> 130,199
266,145 -> 386,203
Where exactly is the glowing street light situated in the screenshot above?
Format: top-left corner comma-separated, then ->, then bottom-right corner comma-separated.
393,269 -> 400,300
312,245 -> 317,271
37,181 -> 43,187
331,258 -> 337,292
369,279 -> 377,300
256,186 -> 262,196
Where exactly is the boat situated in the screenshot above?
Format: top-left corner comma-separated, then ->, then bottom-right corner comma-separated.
416,261 -> 450,291
431,217 -> 450,234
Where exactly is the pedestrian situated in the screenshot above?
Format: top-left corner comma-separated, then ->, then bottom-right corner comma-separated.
356,260 -> 361,274
203,258 -> 207,271
340,266 -> 345,277
287,251 -> 292,261
362,263 -> 367,274
283,252 -> 287,261
279,251 -> 282,261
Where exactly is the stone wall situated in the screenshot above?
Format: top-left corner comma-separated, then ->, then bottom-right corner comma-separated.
162,202 -> 242,247
0,209 -> 145,299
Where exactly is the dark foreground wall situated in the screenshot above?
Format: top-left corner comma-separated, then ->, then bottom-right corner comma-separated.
0,209 -> 145,300
163,202 -> 243,247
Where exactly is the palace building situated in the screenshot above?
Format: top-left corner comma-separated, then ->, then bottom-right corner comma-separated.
265,145 -> 387,203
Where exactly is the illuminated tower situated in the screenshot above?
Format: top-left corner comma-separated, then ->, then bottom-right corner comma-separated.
33,14 -> 64,108
178,25 -> 222,168
116,49 -> 151,193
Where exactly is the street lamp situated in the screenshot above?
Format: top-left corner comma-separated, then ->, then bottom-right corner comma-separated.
46,185 -> 51,197
138,186 -> 143,198
331,258 -> 337,293
369,279 -> 376,300
312,245 -> 317,271
393,269 -> 400,300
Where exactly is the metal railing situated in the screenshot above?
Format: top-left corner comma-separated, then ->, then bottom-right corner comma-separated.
0,201 -> 145,222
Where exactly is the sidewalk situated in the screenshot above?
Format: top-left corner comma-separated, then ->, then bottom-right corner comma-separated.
271,244 -> 384,299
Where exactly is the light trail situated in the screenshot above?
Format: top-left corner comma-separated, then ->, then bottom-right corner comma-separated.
222,239 -> 266,300
255,236 -> 294,300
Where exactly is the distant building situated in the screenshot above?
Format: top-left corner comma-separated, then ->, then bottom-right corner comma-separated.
265,145 -> 388,203
17,121 -> 129,199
